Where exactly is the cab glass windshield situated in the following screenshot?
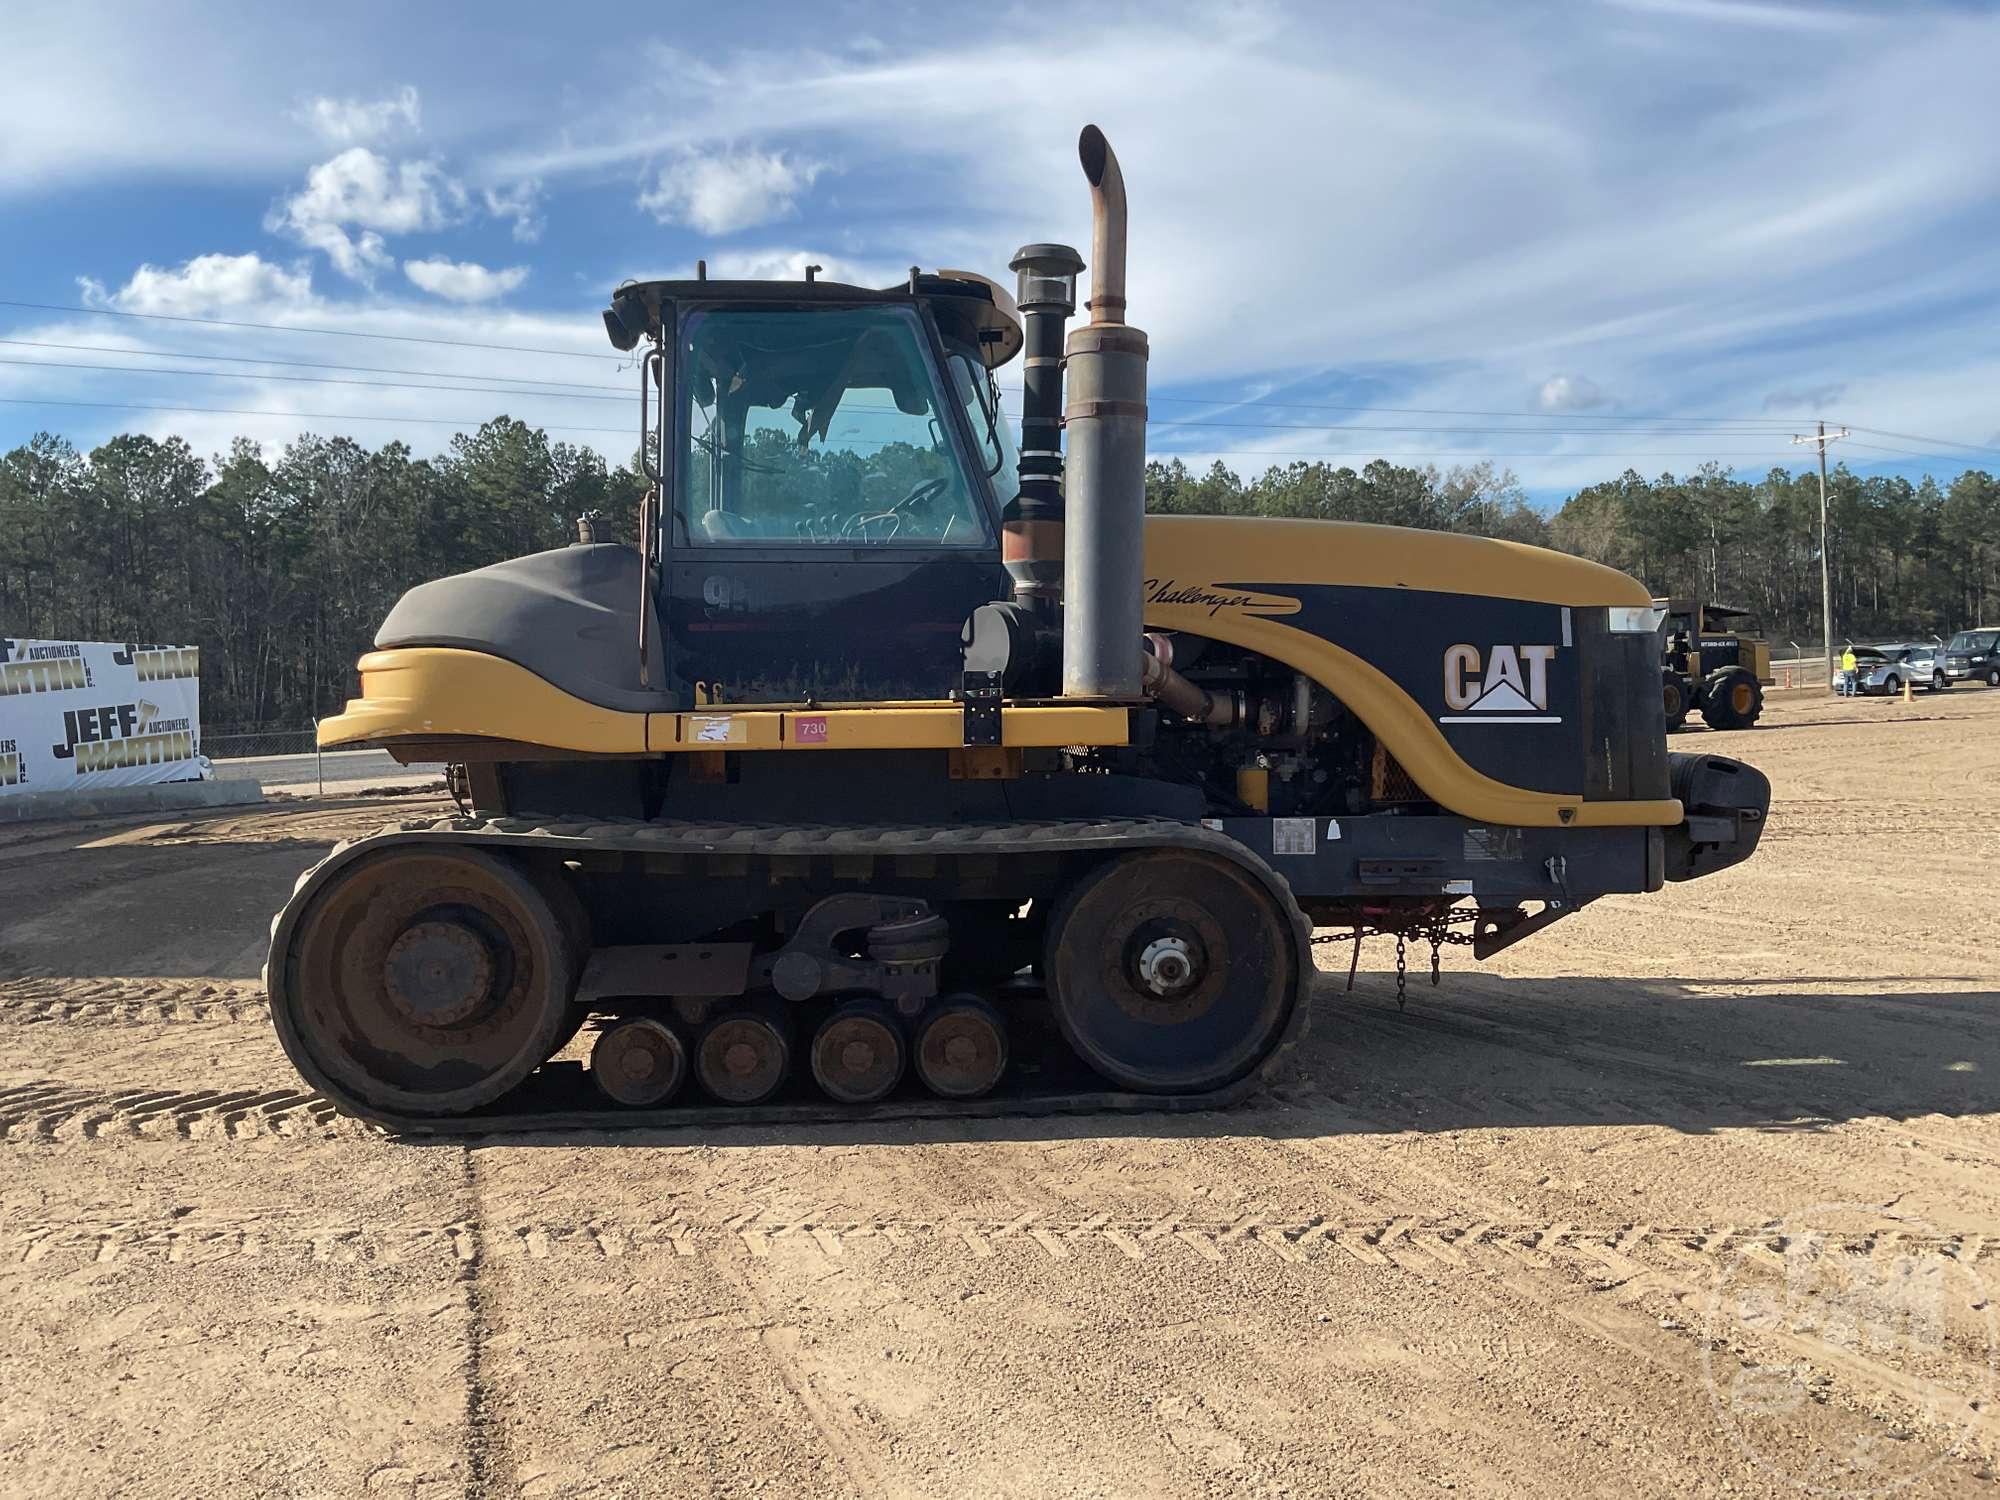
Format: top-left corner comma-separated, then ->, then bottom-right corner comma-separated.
1949,631 -> 1997,653
947,350 -> 1020,505
679,305 -> 991,546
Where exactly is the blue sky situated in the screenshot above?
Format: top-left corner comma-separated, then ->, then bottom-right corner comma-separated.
3,0 -> 1998,504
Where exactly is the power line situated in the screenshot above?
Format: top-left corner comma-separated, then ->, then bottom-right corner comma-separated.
0,337 -> 632,392
0,300 -> 611,360
1144,447 -> 1807,461
1149,414 -> 1797,437
0,301 -> 1833,427
1145,393 -> 1803,425
0,394 -> 1829,460
0,396 -> 633,437
1844,424 -> 2000,463
0,356 -> 629,404
0,354 -> 1811,437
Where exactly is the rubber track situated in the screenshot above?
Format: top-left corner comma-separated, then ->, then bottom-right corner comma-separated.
264,815 -> 1315,1135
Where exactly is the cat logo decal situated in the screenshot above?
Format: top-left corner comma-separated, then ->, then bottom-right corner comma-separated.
1440,645 -> 1561,725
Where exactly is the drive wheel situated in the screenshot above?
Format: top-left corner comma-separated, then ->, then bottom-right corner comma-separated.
273,846 -> 579,1115
810,1002 -> 906,1104
1700,668 -> 1763,730
1045,850 -> 1300,1094
1662,672 -> 1691,731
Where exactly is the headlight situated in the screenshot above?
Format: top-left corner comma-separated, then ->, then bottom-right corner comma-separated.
1607,606 -> 1667,634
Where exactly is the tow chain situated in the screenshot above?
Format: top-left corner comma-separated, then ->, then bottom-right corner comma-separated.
1319,909 -> 1481,1008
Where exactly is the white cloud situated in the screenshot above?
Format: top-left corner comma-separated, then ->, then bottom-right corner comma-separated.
404,257 -> 530,302
297,85 -> 422,145
483,179 -> 545,242
637,148 -> 822,234
76,253 -> 316,317
268,147 -> 467,283
702,249 -> 895,286
1597,0 -> 1864,32
1538,376 -> 1609,412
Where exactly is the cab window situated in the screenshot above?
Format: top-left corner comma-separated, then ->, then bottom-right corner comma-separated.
680,305 -> 991,547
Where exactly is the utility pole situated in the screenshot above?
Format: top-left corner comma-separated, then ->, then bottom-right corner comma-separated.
1793,422 -> 1849,679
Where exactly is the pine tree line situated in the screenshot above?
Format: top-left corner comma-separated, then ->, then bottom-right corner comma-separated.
3,420 -> 1995,727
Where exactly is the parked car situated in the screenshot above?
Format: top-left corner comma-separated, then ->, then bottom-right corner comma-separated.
1859,642 -> 1948,694
1943,627 -> 2000,687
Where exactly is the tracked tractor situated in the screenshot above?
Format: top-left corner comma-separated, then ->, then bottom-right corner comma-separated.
1656,599 -> 1773,731
266,127 -> 1770,1129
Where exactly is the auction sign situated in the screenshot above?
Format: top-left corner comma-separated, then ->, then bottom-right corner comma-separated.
0,638 -> 203,796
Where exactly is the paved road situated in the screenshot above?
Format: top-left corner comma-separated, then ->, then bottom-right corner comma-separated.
208,747 -> 443,795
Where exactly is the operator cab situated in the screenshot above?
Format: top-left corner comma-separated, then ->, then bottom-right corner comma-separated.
606,274 -> 1024,703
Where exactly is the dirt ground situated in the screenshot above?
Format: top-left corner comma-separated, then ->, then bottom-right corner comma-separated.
2,686 -> 1997,1499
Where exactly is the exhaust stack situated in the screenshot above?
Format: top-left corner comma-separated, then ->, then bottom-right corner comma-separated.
1061,125 -> 1150,700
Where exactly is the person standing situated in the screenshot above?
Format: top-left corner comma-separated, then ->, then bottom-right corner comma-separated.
1839,644 -> 1858,697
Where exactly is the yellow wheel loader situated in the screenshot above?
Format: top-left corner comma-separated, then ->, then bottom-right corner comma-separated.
265,127 -> 1769,1129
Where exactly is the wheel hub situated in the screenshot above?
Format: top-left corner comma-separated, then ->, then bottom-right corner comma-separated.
383,919 -> 496,1028
1136,935 -> 1199,995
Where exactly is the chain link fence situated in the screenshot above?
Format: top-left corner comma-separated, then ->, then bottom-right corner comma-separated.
197,721 -> 445,796
201,724 -> 320,759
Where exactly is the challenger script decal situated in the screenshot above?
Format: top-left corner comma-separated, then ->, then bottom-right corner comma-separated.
1143,580 -> 1301,618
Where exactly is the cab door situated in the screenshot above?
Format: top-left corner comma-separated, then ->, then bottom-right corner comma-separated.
663,302 -> 1009,704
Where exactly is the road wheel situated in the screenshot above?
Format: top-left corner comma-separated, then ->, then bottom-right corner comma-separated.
1987,667 -> 2000,687
913,996 -> 1009,1099
1882,675 -> 1900,697
1662,672 -> 1691,732
591,1017 -> 687,1107
1933,671 -> 1947,692
695,1000 -> 792,1105
1699,668 -> 1764,730
810,1001 -> 906,1104
272,846 -> 579,1115
1045,849 -> 1300,1094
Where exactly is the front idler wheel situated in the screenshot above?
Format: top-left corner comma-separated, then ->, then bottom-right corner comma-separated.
696,999 -> 792,1105
1045,850 -> 1299,1094
272,846 -> 579,1116
810,1001 -> 907,1104
591,1017 -> 688,1107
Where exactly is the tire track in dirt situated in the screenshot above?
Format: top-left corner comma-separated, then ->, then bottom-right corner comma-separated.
0,1080 -> 339,1141
0,976 -> 270,1025
1341,991 -> 1995,1115
1331,1001 -> 2000,1186
4,1208 -> 1985,1272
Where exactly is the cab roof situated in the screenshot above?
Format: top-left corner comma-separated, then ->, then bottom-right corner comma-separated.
1651,597 -> 1755,621
603,272 -> 1024,369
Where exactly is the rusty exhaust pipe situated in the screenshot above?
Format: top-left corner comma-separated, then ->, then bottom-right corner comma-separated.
1078,125 -> 1126,326
1062,125 -> 1150,700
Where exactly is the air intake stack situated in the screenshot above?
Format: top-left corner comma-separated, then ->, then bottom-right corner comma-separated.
1004,243 -> 1083,616
1062,125 -> 1150,700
